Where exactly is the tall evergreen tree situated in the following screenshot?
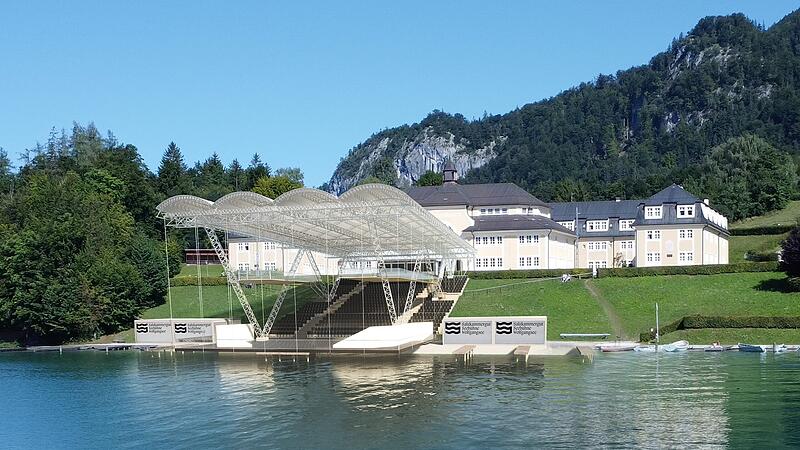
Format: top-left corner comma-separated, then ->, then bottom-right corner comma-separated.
156,142 -> 190,197
247,153 -> 270,189
228,159 -> 247,191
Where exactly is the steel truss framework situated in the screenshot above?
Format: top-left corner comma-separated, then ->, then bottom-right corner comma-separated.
157,184 -> 475,337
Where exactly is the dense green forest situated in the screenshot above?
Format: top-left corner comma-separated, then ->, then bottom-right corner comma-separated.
0,124 -> 302,344
329,10 -> 800,221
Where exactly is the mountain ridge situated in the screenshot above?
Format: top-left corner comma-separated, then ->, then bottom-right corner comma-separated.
325,10 -> 800,207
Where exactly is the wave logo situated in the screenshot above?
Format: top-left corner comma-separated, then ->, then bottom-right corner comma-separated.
174,323 -> 188,334
444,322 -> 461,335
495,321 -> 513,335
135,323 -> 148,333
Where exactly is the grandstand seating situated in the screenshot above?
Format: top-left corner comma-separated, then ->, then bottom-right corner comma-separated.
309,281 -> 425,337
408,296 -> 454,333
269,279 -> 362,336
441,275 -> 468,293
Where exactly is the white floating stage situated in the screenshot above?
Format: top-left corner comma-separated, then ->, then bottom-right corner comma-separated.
174,322 -> 434,354
332,322 -> 434,352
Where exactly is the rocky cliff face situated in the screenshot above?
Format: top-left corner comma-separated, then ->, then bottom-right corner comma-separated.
327,126 -> 503,194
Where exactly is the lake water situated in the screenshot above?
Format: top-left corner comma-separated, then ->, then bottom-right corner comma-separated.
2,350 -> 800,449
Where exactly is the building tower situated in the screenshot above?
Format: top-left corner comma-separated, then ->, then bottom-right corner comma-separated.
443,160 -> 458,184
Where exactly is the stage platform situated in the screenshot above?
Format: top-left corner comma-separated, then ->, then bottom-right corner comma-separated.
175,323 -> 435,354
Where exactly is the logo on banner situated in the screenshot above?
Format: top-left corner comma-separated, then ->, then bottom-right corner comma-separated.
135,323 -> 149,333
174,323 -> 188,333
444,322 -> 461,335
495,321 -> 513,334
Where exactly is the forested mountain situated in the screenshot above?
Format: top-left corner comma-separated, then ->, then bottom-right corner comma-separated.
0,125 -> 303,344
326,10 -> 800,220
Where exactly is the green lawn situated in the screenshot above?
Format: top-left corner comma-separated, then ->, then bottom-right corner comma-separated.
590,272 -> 800,341
660,328 -> 800,345
175,264 -> 224,278
143,284 -> 321,324
450,278 -> 612,340
731,200 -> 800,230
729,234 -> 784,262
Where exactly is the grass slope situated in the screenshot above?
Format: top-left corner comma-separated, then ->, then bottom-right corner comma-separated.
729,234 -> 785,262
731,200 -> 800,230
450,278 -> 612,340
590,272 -> 800,343
144,284 -> 320,323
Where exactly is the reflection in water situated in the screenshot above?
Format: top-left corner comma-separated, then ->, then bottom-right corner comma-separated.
1,351 -> 799,448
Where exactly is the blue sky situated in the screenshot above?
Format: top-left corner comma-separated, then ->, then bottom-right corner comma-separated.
0,1 -> 797,187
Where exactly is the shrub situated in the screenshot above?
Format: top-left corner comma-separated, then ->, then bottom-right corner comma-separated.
781,227 -> 800,277
730,225 -> 795,236
466,269 -> 589,279
598,262 -> 779,278
170,276 -> 228,286
745,251 -> 779,262
787,277 -> 800,292
639,314 -> 800,341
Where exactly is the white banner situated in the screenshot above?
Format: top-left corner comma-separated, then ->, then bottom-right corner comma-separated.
134,319 -> 227,344
442,316 -> 547,345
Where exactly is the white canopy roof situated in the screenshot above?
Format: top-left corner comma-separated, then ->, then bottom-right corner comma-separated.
156,184 -> 474,260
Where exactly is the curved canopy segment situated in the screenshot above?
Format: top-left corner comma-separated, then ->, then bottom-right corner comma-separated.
157,185 -> 474,260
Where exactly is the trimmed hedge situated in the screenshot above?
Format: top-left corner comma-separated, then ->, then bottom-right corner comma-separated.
466,268 -> 589,279
788,277 -> 800,292
639,314 -> 800,341
171,276 -> 228,286
730,225 -> 794,236
682,315 -> 800,329
598,262 -> 780,278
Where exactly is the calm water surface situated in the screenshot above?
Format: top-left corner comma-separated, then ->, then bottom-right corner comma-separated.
2,350 -> 800,449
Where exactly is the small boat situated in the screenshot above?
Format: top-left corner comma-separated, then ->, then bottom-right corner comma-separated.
705,343 -> 727,352
634,345 -> 656,352
737,343 -> 764,353
662,340 -> 689,352
773,344 -> 789,353
599,344 -> 637,352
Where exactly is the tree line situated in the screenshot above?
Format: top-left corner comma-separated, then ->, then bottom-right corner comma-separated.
0,123 -> 302,344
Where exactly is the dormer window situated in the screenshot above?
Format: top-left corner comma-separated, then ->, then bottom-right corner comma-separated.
645,206 -> 662,219
586,220 -> 609,232
619,219 -> 634,231
677,205 -> 694,218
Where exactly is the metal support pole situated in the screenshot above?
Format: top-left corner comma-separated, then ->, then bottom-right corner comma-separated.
263,248 -> 308,336
204,227 -> 261,335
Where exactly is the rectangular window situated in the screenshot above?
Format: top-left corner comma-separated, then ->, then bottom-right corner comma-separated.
647,230 -> 661,240
497,258 -> 503,266
558,221 -> 575,231
645,206 -> 662,219
489,236 -> 496,245
647,252 -> 661,262
619,219 -> 634,231
519,235 -> 525,244
679,229 -> 694,239
497,236 -> 503,244
501,208 -> 508,214
519,257 -> 525,267
480,209 -> 486,215
679,252 -> 694,262
532,256 -> 540,267
490,258 -> 497,268
677,205 -> 695,218
620,241 -> 634,250
587,220 -> 609,232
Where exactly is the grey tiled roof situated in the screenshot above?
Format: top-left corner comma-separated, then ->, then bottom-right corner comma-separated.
462,215 -> 575,234
405,183 -> 548,208
549,200 -> 641,221
645,184 -> 700,206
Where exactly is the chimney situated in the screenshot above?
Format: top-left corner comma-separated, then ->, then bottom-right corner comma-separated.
703,198 -> 709,205
615,197 -> 621,202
